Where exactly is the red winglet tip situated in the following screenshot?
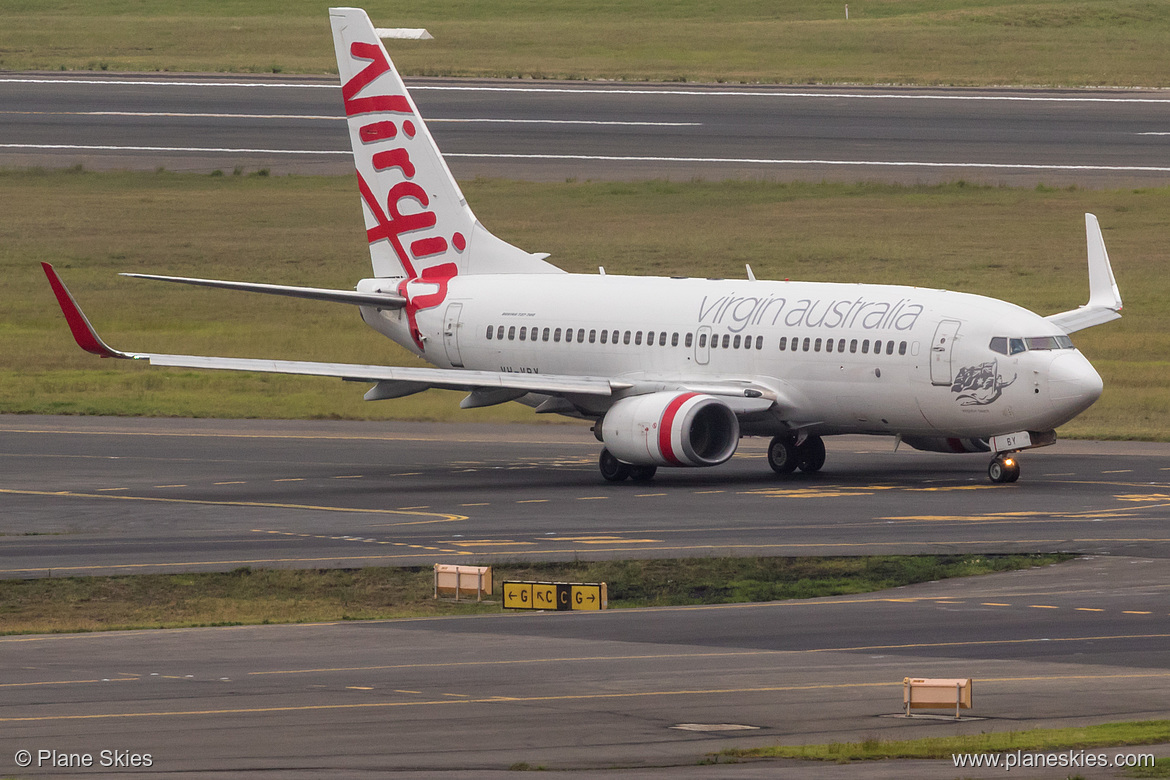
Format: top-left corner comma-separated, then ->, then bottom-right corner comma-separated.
41,263 -> 125,359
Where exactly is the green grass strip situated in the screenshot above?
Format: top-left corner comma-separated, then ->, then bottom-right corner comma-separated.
0,554 -> 1068,635
721,721 -> 1170,761
5,169 -> 1169,440
3,1 -> 1170,86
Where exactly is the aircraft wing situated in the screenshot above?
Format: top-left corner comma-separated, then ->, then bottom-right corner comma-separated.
1045,213 -> 1122,334
44,263 -> 622,398
44,263 -> 784,410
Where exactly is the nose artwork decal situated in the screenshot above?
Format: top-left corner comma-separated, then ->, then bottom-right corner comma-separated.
952,360 -> 1017,406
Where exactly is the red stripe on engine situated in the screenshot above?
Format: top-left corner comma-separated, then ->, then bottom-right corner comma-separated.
658,393 -> 699,466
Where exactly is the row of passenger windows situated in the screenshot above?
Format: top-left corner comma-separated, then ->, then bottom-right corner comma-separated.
487,325 -> 692,347
485,325 -> 908,357
989,335 -> 1075,355
779,335 -> 908,356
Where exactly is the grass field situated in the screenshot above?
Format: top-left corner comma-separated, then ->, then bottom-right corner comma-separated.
719,720 -> 1170,762
2,169 -> 1166,439
3,1 -> 1170,86
0,554 -> 1064,635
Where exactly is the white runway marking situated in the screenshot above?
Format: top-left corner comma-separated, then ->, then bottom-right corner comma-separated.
0,111 -> 695,127
0,77 -> 335,89
1,110 -> 342,120
4,144 -> 1169,173
428,118 -> 701,127
446,152 -> 1170,173
416,85 -> 1170,105
4,76 -> 1170,104
0,143 -> 348,155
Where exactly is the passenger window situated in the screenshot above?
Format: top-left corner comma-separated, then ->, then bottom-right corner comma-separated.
886,341 -> 894,355
635,331 -> 643,346
542,327 -> 550,342
589,329 -> 596,344
486,326 -> 494,340
814,338 -> 822,352
755,335 -> 763,350
989,337 -> 1008,355
577,330 -> 585,343
553,328 -> 561,343
873,339 -> 882,354
672,333 -> 679,347
899,341 -> 907,355
722,334 -> 731,349
600,329 -> 608,344
802,337 -> 810,352
623,331 -> 631,345
519,327 -> 527,341
647,330 -> 655,345
698,333 -> 706,348
685,333 -> 693,348
497,326 -> 505,340
850,339 -> 858,353
733,335 -> 742,349
612,330 -> 620,344
660,332 -> 668,347
838,339 -> 846,353
565,328 -> 574,343
862,340 -> 870,354
1010,338 -> 1026,355
778,336 -> 787,350
711,335 -> 718,349
826,338 -> 834,353
508,326 -> 516,340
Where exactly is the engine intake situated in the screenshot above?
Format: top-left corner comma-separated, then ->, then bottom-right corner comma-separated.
601,392 -> 739,467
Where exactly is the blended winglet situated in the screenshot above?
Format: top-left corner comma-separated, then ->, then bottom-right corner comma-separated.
1045,213 -> 1123,334
42,263 -> 136,359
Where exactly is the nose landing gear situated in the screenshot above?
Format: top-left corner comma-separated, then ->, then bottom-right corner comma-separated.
988,454 -> 1021,483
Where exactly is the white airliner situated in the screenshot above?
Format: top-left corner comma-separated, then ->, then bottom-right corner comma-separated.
44,6 -> 1123,484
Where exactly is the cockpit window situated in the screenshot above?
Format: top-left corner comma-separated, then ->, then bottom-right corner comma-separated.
1026,335 -> 1075,350
991,334 -> 1075,355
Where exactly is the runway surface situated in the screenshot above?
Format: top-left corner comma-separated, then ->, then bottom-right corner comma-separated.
3,415 -> 1169,578
2,74 -> 1170,186
3,555 -> 1170,777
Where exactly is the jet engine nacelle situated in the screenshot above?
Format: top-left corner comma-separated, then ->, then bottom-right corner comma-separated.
601,392 -> 739,467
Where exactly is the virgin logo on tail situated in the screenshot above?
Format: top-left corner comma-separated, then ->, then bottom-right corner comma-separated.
343,40 -> 464,350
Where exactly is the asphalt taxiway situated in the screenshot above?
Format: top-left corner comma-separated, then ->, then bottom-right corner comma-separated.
3,555 -> 1170,777
3,75 -> 1170,186
2,415 -> 1169,577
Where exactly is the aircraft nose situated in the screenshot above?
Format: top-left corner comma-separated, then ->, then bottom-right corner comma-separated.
1048,351 -> 1103,416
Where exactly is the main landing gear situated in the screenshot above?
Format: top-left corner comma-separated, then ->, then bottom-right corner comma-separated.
988,454 -> 1021,484
768,434 -> 826,475
598,449 -> 657,483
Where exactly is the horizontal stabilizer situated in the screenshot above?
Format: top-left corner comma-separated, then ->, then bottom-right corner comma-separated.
120,273 -> 406,309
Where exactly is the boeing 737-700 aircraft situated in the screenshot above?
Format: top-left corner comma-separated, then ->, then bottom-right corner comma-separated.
44,6 -> 1123,484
